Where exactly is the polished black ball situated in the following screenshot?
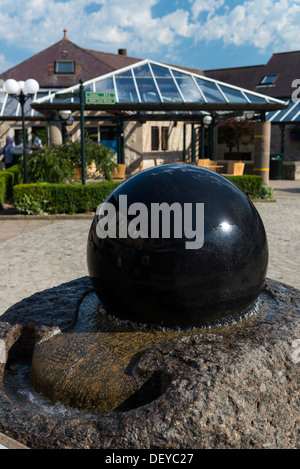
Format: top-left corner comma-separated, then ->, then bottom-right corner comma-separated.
87,164 -> 268,328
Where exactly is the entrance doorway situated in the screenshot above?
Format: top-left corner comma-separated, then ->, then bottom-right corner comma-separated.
100,125 -> 117,152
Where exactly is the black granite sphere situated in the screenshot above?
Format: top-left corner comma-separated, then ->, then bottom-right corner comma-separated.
87,164 -> 268,328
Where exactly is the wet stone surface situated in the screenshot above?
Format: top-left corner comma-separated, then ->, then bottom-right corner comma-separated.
0,276 -> 299,449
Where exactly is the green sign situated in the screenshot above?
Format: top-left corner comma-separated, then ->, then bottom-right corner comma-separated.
55,92 -> 79,99
85,92 -> 116,104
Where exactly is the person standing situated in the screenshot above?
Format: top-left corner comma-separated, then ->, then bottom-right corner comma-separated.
0,136 -> 15,169
31,131 -> 42,151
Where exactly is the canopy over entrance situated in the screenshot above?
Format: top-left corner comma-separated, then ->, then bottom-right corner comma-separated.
32,59 -> 286,116
29,59 -> 287,183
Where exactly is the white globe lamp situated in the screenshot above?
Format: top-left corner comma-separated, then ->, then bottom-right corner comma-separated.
4,79 -> 19,95
203,115 -> 213,125
3,77 -> 40,183
23,79 -> 39,95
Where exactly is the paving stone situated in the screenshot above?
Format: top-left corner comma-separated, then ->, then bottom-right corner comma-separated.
0,191 -> 299,317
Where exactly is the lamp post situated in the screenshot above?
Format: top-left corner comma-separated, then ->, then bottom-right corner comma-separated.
3,78 -> 39,183
58,110 -> 73,144
201,114 -> 213,159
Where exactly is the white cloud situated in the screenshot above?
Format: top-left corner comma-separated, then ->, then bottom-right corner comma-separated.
1,0 -> 300,70
0,53 -> 14,73
191,0 -> 225,19
192,0 -> 300,52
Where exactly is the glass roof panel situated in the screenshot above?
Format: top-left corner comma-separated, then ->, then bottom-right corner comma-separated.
219,85 -> 248,103
52,95 -> 73,103
266,100 -> 293,121
244,93 -> 267,103
95,77 -> 114,93
280,101 -> 300,122
268,108 -> 288,122
116,69 -> 133,78
155,77 -> 182,103
115,76 -> 139,103
173,71 -> 204,102
32,92 -> 48,116
149,65 -> 182,102
84,84 -> 94,92
133,65 -> 160,102
133,63 -> 152,77
195,78 -> 225,103
0,91 -> 5,113
150,64 -> 172,78
135,77 -> 160,102
24,96 -> 34,116
31,59 -> 287,111
3,96 -> 18,116
265,110 -> 280,121
36,91 -> 48,100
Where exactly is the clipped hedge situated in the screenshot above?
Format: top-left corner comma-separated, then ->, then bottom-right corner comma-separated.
225,175 -> 263,199
12,174 -> 268,215
0,165 -> 22,207
13,181 -> 123,214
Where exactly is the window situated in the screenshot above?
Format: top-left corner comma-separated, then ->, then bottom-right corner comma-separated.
161,127 -> 169,151
55,61 -> 75,74
257,75 -> 278,87
151,127 -> 159,151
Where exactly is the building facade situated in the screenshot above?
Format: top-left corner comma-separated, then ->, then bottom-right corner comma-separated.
0,31 -> 293,179
206,51 -> 300,179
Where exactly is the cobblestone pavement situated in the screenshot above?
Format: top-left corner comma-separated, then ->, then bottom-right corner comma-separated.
0,181 -> 299,317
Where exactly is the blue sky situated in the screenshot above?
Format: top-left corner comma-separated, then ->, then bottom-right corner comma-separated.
0,0 -> 300,73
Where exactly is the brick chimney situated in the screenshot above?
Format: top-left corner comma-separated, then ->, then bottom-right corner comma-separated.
118,49 -> 127,56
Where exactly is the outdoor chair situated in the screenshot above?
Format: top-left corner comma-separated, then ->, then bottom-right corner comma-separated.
222,161 -> 245,176
197,159 -> 223,172
139,158 -> 159,171
197,159 -> 211,167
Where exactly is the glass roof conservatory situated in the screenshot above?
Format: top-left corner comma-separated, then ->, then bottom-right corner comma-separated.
31,59 -> 286,114
0,89 -> 54,118
266,99 -> 300,123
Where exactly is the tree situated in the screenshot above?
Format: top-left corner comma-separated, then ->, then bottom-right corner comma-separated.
217,118 -> 254,152
19,136 -> 117,183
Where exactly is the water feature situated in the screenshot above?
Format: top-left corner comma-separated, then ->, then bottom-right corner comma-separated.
0,165 -> 298,449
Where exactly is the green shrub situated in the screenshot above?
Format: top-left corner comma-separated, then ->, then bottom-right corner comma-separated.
0,178 -> 5,207
13,181 -> 122,214
19,137 -> 117,184
225,175 -> 263,199
257,184 -> 274,200
14,193 -> 46,215
0,164 -> 22,207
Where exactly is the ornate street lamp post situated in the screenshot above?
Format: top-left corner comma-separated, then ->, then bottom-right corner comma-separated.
3,78 -> 39,183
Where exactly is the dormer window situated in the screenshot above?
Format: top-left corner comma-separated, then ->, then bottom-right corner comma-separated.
55,61 -> 75,74
257,75 -> 278,87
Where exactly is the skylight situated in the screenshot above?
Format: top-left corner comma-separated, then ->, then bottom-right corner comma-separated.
257,75 -> 278,87
55,61 -> 75,74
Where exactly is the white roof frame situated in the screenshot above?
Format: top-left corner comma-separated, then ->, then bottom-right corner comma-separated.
33,59 -> 286,108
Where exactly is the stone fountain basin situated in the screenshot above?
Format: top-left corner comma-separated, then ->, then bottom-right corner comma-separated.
0,276 -> 299,449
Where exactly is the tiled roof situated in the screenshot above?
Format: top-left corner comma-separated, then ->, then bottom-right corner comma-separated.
1,30 -> 296,102
0,36 -> 141,88
206,50 -> 300,100
0,31 -> 206,90
205,65 -> 264,93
